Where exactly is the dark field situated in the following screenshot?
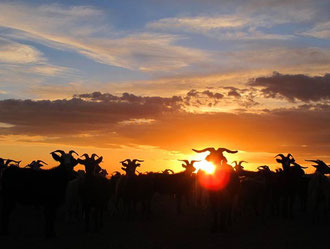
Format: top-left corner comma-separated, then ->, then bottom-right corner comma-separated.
1,195 -> 329,249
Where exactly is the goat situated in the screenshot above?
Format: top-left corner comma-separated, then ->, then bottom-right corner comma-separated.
233,161 -> 260,178
0,158 -> 20,193
0,158 -> 21,179
0,158 -> 21,170
25,160 -> 48,170
275,153 -> 306,218
153,160 -> 198,214
65,169 -> 85,222
0,150 -> 78,237
78,153 -> 111,231
306,159 -> 330,222
193,147 -> 237,166
115,159 -> 154,219
193,147 -> 240,232
232,162 -> 268,218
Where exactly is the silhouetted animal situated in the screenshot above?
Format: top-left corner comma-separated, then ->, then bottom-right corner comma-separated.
275,154 -> 307,218
233,161 -> 259,178
78,153 -> 111,231
193,147 -> 237,165
193,147 -> 240,232
25,160 -> 47,170
306,159 -> 330,222
115,159 -> 154,219
65,169 -> 85,221
0,150 -> 78,237
0,158 -> 21,191
153,160 -> 198,214
233,161 -> 268,218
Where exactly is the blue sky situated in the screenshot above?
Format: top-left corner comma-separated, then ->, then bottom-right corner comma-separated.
0,0 -> 329,100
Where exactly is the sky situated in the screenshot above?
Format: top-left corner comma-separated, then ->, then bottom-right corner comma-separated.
0,0 -> 329,173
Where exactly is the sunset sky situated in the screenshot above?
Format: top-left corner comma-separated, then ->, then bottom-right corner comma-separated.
0,0 -> 329,173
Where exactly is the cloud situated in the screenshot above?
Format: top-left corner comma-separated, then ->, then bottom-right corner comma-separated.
249,72 -> 330,102
147,14 -> 294,41
0,38 -> 72,80
0,89 -> 329,159
300,21 -> 330,39
0,38 -> 43,64
147,15 -> 248,31
0,93 -> 183,137
224,87 -> 241,97
0,3 -> 210,73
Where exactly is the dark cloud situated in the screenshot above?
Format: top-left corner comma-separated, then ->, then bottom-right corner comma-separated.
75,91 -> 183,106
184,89 -> 224,107
249,72 -> 330,102
0,91 -> 329,157
0,93 -> 183,136
225,87 -> 241,98
186,89 -> 224,99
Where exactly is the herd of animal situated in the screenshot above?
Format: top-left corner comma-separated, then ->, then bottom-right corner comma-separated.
0,148 -> 329,237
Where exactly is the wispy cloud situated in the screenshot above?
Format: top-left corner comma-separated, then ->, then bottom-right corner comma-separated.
0,3 -> 210,72
300,21 -> 330,39
147,14 -> 294,41
0,37 -> 72,80
147,15 -> 248,31
0,38 -> 43,64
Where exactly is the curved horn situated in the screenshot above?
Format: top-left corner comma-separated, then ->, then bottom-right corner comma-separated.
4,159 -> 14,166
36,160 -> 48,165
163,169 -> 174,174
91,153 -> 99,159
9,160 -> 21,164
190,160 -> 201,165
5,159 -> 20,166
275,153 -> 285,159
132,159 -> 144,163
120,159 -> 130,164
51,150 -> 65,155
69,150 -> 78,156
239,160 -> 247,165
112,171 -> 121,175
221,148 -> 238,154
178,160 -> 189,165
257,165 -> 269,171
192,147 -> 215,153
80,153 -> 89,159
305,159 -> 320,164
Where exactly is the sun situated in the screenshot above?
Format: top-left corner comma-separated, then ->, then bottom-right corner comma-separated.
195,160 -> 216,174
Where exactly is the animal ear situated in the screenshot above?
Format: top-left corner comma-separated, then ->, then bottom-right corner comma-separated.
96,156 -> 103,164
136,163 -> 141,167
276,159 -> 282,163
182,164 -> 187,168
51,152 -> 62,162
121,167 -> 128,172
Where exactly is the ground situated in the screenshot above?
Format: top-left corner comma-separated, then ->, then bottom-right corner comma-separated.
1,196 -> 329,249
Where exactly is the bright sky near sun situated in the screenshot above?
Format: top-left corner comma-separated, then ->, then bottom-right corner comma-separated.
0,0 -> 329,173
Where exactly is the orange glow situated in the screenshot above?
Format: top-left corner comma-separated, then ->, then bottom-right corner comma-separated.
197,166 -> 231,191
195,160 -> 216,174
